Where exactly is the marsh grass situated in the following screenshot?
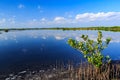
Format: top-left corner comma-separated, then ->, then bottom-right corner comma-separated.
5,62 -> 120,80
70,63 -> 120,80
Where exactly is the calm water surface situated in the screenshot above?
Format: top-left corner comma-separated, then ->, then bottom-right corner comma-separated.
0,30 -> 120,74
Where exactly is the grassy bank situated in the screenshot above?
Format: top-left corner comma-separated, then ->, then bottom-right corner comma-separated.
0,26 -> 120,32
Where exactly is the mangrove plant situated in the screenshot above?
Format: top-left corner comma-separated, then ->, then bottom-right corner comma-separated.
68,31 -> 111,68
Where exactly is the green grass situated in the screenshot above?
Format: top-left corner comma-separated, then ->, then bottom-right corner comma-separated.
0,26 -> 120,32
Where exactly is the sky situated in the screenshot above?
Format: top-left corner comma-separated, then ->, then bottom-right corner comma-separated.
0,0 -> 120,28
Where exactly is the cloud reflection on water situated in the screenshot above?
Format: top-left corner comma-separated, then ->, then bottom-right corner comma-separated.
0,30 -> 120,43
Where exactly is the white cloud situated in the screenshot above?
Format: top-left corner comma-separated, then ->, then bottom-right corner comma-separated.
75,12 -> 120,22
41,18 -> 46,21
0,18 -> 6,24
32,19 -> 37,22
53,17 -> 68,24
0,16 -> 17,27
25,12 -> 120,27
2,12 -> 120,28
18,4 -> 25,9
37,5 -> 43,13
52,12 -> 120,26
8,18 -> 15,24
26,18 -> 47,27
54,17 -> 65,22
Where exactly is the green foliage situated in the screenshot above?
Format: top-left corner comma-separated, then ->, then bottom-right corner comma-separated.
68,31 -> 111,68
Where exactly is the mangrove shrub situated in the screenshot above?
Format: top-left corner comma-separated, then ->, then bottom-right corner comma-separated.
68,31 -> 111,68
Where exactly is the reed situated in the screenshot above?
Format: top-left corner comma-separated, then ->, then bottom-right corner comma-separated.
5,62 -> 120,80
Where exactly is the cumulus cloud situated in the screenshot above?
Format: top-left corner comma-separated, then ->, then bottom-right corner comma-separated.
75,12 -> 120,22
18,4 -> 25,9
54,17 -> 65,21
53,12 -> 120,26
25,12 -> 120,27
53,17 -> 71,25
2,12 -> 120,28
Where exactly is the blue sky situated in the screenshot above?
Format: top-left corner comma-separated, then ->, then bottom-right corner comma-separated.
0,0 -> 120,28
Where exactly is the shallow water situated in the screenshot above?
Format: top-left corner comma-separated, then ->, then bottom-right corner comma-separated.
0,30 -> 120,74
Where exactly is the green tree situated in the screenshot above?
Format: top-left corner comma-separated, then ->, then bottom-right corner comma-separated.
68,31 -> 111,68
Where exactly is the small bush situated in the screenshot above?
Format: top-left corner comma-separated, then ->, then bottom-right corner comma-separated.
68,31 -> 111,68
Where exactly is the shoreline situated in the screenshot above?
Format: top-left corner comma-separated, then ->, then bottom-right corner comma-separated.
0,26 -> 120,32
0,60 -> 120,80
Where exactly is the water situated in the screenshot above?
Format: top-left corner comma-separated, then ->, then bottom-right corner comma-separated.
0,30 -> 120,74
